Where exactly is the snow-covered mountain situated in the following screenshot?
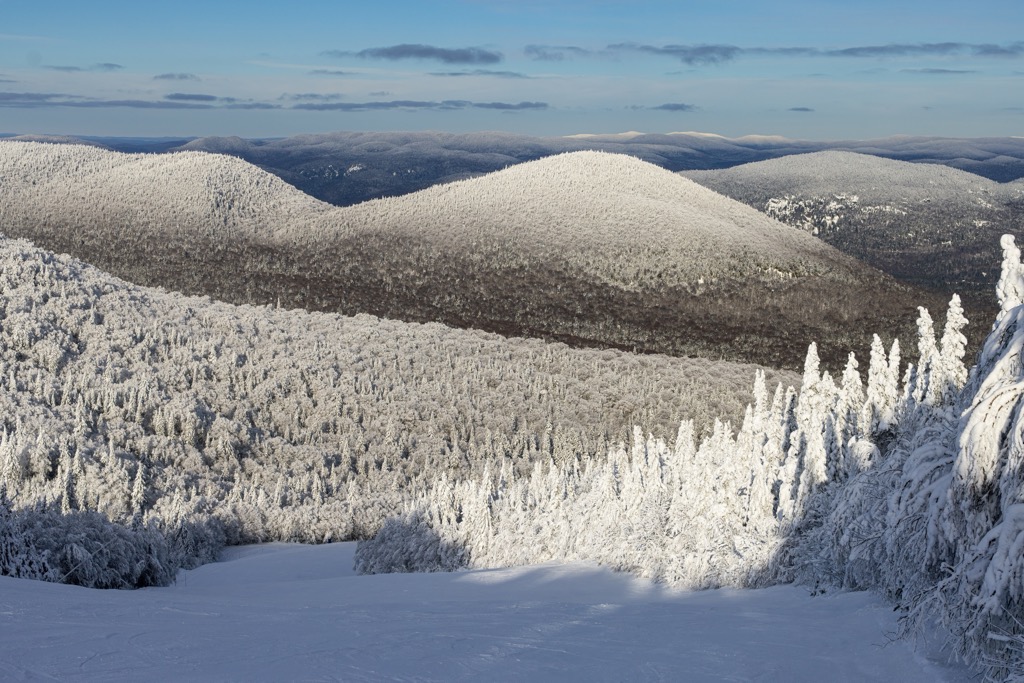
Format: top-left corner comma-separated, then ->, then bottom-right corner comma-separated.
684,151 -> 1022,295
0,141 -> 949,369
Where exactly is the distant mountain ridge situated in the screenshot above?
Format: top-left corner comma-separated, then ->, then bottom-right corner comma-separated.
5,131 -> 1024,209
0,141 -> 967,369
684,151 -> 1024,297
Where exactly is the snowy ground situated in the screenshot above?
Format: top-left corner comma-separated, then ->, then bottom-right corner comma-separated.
0,543 -> 971,682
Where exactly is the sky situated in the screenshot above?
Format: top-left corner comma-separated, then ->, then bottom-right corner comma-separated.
1,0 -> 1022,139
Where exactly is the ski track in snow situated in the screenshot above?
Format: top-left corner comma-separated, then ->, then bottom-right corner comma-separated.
0,543 -> 969,682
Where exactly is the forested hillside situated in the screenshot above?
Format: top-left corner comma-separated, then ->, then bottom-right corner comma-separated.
0,235 -> 793,585
0,141 -> 961,369
685,151 -> 1024,299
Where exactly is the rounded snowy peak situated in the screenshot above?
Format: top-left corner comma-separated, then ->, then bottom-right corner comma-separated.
683,150 -> 999,201
323,150 -> 860,289
0,140 -> 332,239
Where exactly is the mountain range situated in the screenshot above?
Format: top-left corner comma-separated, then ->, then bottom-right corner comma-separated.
5,131 -> 1024,208
0,141 -> 958,369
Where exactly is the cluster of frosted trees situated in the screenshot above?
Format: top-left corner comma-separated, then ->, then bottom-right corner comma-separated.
0,235 -> 786,587
358,237 -> 1024,679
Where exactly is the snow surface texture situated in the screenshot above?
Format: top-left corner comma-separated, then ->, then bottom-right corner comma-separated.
0,542 -> 970,682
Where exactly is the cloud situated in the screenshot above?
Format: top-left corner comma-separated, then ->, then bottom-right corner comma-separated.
44,63 -> 123,72
524,45 -> 591,61
901,67 -> 978,74
64,99 -> 212,109
326,44 -> 503,65
291,99 -> 547,112
225,102 -> 281,110
0,91 -> 266,110
603,41 -> 1024,66
0,92 -> 76,105
308,69 -> 352,77
279,93 -> 346,102
975,42 -> 1024,57
650,102 -> 698,112
429,69 -> 529,78
610,43 -> 740,65
369,91 -> 391,96
165,92 -> 219,102
472,101 -> 547,110
788,107 -> 814,112
154,73 -> 200,81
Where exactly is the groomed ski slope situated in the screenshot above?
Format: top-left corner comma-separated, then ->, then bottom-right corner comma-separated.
0,543 -> 970,681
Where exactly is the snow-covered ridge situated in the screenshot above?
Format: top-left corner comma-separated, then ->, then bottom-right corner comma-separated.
0,141 -> 859,289
683,151 -> 1017,294
684,150 -> 1003,202
319,150 -> 855,289
0,141 -> 921,370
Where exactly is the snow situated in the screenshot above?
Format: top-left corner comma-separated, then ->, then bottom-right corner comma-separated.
0,543 -> 969,682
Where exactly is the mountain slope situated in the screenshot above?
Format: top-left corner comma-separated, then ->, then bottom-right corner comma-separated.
684,151 -> 1024,297
0,234 -> 796,552
0,141 -> 962,369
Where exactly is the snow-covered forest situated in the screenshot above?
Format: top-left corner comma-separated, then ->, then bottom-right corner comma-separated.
4,141 -> 1024,678
0,235 -> 792,582
355,236 -> 1024,679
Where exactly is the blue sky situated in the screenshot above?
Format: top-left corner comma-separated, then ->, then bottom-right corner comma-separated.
1,0 -> 1022,139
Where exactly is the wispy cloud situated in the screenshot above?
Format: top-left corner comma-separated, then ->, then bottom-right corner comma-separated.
429,69 -> 529,78
0,92 -> 212,109
225,102 -> 281,110
44,63 -> 124,72
154,73 -> 200,81
291,99 -> 547,112
610,43 -> 740,65
164,92 -> 221,102
326,44 -> 503,65
473,101 -> 547,110
650,102 -> 698,112
308,69 -> 353,77
901,68 -> 978,74
524,45 -> 592,61
279,93 -> 346,102
0,92 -> 78,104
606,41 -> 1024,65
68,99 -> 213,109
788,107 -> 815,112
